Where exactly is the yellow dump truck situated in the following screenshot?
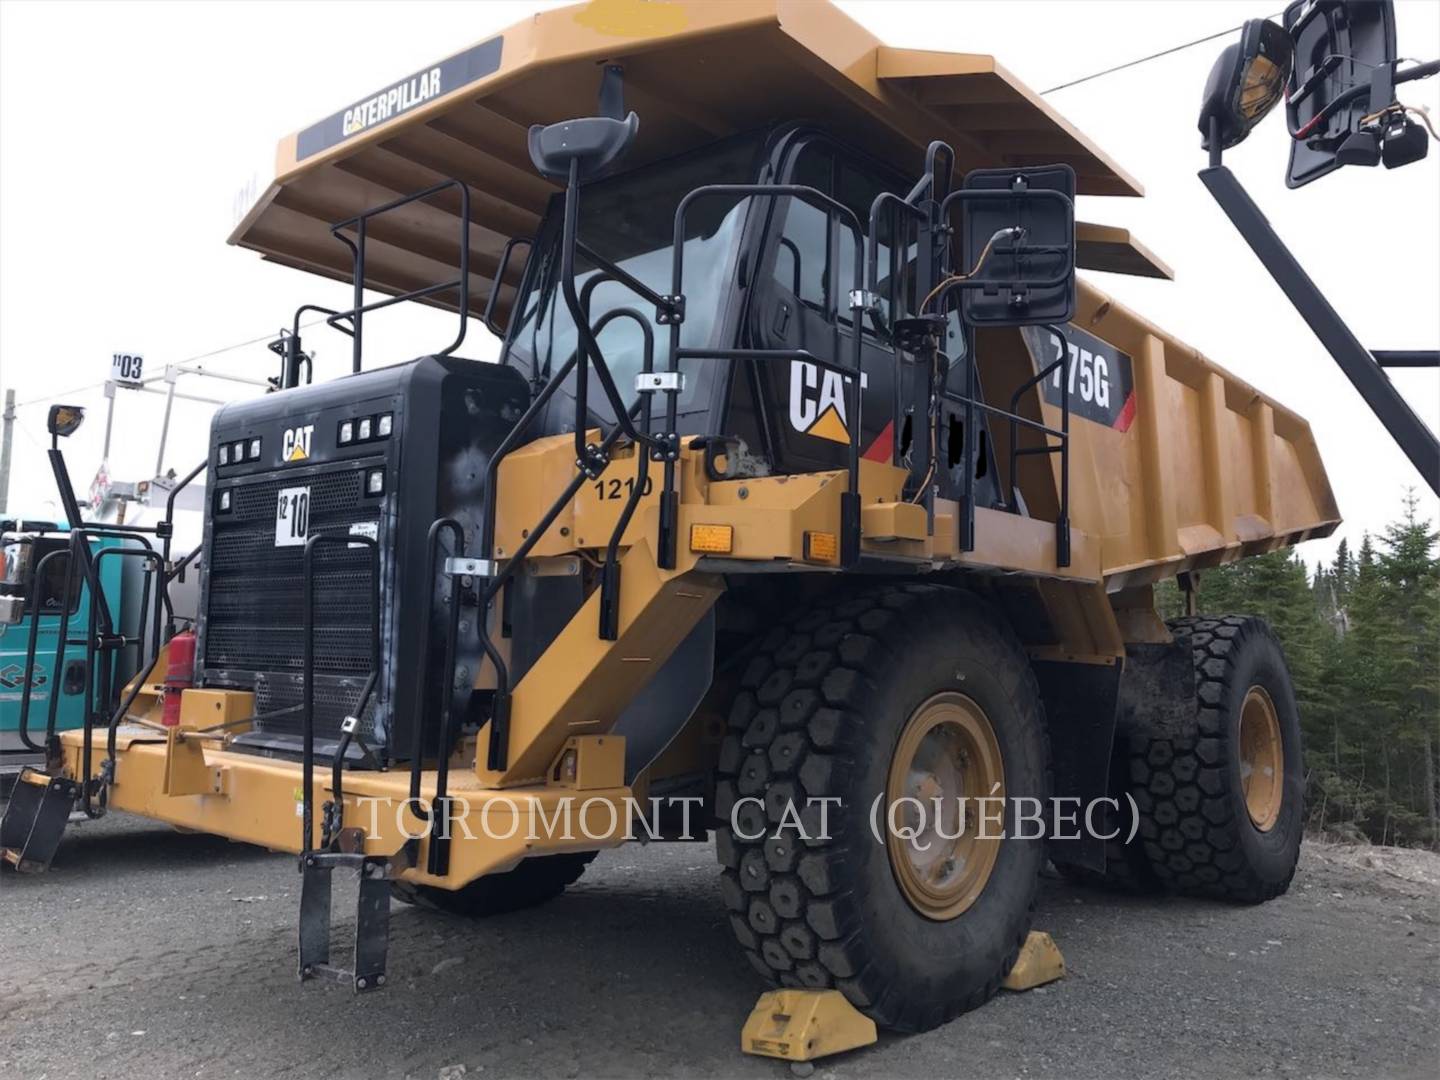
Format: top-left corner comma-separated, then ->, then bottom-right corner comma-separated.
4,0 -> 1339,1048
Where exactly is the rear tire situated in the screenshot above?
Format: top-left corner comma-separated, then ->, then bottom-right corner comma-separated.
391,851 -> 596,916
1129,615 -> 1303,902
714,584 -> 1049,1032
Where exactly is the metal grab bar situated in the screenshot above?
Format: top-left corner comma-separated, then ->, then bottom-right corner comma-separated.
14,547 -> 73,752
477,409 -> 641,772
407,518 -> 464,875
19,453 -> 203,755
81,544 -> 166,819
1005,323 -> 1071,567
324,535 -> 381,851
328,178 -> 473,374
300,532 -> 379,856
867,189 -> 935,471
595,308 -> 655,641
558,160 -> 668,473
484,237 -> 533,338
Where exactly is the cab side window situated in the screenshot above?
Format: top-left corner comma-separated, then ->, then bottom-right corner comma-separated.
34,538 -> 81,616
772,144 -> 948,343
771,148 -> 834,311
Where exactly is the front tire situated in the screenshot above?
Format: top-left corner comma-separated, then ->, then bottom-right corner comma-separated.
1129,615 -> 1303,902
714,584 -> 1049,1032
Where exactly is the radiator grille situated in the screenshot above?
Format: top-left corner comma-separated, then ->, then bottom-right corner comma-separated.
202,465 -> 382,744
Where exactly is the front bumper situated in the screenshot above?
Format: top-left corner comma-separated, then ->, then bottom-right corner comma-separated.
56,727 -> 632,889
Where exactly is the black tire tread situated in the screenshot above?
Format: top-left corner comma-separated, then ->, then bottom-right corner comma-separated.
1128,615 -> 1297,903
714,583 -> 1046,1032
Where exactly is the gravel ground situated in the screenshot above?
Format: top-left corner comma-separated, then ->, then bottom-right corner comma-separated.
1,811 -> 1436,1080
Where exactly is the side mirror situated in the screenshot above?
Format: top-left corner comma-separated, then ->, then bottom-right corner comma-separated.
1,539 -> 33,624
1199,18 -> 1293,152
526,65 -> 638,183
953,165 -> 1076,328
1283,0 -> 1400,187
46,404 -> 85,438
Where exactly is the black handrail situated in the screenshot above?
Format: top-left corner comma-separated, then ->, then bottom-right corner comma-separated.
161,459 -> 206,565
80,544 -> 165,818
324,537 -> 381,850
14,546 -> 73,752
410,518 -> 464,876
327,178 -> 473,374
483,237 -> 533,338
301,532 -> 379,856
867,189 -> 934,469
595,308 -> 655,641
25,454 -> 203,759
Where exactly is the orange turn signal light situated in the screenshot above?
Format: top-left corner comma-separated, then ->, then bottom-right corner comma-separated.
803,530 -> 839,563
689,523 -> 734,554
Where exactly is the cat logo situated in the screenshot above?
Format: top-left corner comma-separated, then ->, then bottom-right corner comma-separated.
282,424 -> 315,463
787,361 -> 865,444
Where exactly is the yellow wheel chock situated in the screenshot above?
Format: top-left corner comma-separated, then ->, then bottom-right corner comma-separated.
740,933 -> 1064,1066
1001,930 -> 1067,991
741,989 -> 877,1065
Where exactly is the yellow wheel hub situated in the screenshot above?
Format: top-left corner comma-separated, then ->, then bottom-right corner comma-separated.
885,692 -> 1003,921
1239,685 -> 1284,832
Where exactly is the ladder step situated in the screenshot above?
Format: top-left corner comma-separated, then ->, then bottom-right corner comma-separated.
297,851 -> 390,993
0,769 -> 81,873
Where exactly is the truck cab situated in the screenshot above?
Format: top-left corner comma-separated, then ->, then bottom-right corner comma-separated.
502,124 -> 993,506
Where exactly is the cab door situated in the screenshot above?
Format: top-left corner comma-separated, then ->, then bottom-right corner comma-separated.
734,133 -> 1003,511
735,137 -> 905,476
0,535 -> 89,747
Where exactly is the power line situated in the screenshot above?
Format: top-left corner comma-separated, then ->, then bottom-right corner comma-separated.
13,380 -> 109,409
12,316 -> 331,410
175,320 -> 325,367
1041,15 -> 1282,95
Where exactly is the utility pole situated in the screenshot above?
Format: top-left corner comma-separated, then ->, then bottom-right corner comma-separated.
0,388 -> 15,514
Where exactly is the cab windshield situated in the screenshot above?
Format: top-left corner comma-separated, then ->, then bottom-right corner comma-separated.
503,135 -> 761,424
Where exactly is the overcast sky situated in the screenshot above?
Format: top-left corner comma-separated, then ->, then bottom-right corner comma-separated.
1,0 -> 1436,568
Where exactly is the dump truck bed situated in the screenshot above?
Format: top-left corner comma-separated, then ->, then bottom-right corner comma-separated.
1041,280 -> 1338,589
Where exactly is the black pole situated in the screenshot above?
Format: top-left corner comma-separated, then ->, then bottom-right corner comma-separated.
1198,164 -> 1439,494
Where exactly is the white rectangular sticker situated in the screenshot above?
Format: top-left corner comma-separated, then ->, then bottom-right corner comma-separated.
274,486 -> 311,548
348,521 -> 378,549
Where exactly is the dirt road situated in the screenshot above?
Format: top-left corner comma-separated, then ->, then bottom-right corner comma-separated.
1,811 -> 1436,1079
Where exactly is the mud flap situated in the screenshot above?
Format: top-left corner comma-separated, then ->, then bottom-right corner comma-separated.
1032,660 -> 1122,873
0,768 -> 81,873
297,852 -> 390,993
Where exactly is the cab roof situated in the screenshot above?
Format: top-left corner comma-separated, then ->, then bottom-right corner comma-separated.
229,0 -> 1152,320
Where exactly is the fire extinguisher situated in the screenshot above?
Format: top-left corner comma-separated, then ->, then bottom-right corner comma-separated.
161,629 -> 197,727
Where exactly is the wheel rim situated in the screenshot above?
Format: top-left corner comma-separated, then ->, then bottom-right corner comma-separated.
1239,685 -> 1284,832
885,691 -> 1004,921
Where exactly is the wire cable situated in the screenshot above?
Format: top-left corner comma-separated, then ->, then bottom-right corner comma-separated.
1042,14 -> 1283,95
11,316 -> 331,410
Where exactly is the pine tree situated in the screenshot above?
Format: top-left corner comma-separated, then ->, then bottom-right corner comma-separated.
1374,493 -> 1439,842
1137,498 -> 1437,846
